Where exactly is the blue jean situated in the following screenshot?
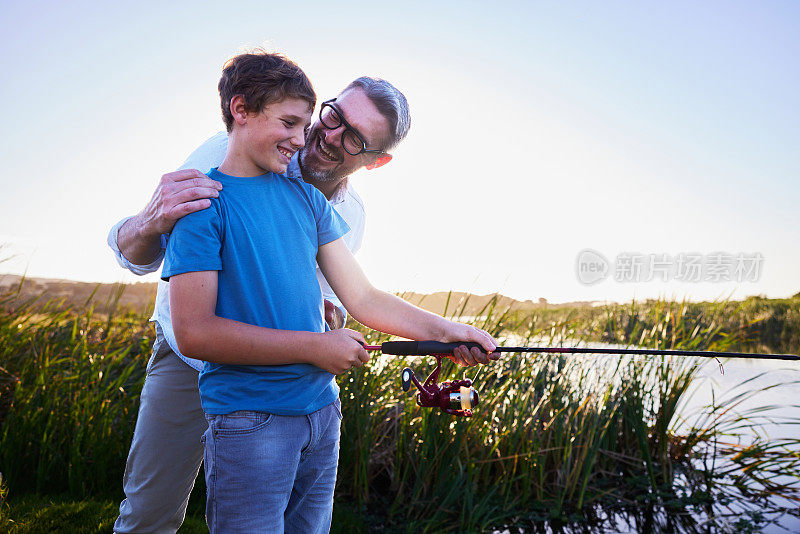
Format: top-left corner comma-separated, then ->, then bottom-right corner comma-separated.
202,400 -> 342,534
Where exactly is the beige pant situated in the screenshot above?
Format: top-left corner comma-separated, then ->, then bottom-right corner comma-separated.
114,335 -> 207,534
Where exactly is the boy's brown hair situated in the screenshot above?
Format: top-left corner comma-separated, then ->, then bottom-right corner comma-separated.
218,49 -> 316,132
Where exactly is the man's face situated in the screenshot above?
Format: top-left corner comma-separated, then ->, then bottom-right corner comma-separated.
299,88 -> 391,183
245,97 -> 312,175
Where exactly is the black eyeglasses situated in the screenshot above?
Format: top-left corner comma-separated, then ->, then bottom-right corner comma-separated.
319,99 -> 385,157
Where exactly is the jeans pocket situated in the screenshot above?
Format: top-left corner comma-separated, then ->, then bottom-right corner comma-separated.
333,399 -> 343,421
209,411 -> 274,436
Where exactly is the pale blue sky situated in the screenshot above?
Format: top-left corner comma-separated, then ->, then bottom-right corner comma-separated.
1,1 -> 798,303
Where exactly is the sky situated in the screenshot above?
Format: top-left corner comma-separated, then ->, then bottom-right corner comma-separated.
1,0 -> 798,303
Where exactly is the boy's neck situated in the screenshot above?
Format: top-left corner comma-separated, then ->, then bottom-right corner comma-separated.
218,133 -> 268,178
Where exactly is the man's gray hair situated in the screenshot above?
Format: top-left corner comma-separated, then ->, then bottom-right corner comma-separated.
341,77 -> 411,152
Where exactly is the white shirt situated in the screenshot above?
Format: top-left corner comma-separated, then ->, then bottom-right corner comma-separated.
107,131 -> 366,371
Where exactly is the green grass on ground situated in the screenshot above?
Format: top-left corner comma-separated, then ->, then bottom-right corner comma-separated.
0,495 -> 208,534
0,495 -> 385,533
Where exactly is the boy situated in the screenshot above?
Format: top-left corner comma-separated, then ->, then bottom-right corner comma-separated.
163,51 -> 497,533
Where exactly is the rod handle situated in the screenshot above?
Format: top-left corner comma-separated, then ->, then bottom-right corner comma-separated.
380,340 -> 485,355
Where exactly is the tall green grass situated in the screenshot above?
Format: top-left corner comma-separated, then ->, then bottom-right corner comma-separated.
1,286 -> 798,532
0,288 -> 150,496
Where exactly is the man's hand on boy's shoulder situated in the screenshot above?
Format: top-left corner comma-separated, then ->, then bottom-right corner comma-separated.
316,329 -> 370,375
137,169 -> 223,237
115,169 -> 225,267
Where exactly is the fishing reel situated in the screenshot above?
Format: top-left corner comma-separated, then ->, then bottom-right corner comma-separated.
400,354 -> 479,417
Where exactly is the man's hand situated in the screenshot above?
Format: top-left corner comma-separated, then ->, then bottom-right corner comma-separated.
440,323 -> 500,367
116,170 -> 223,266
138,169 -> 223,237
316,329 -> 370,375
324,299 -> 346,330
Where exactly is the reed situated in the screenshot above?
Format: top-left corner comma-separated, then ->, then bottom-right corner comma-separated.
0,288 -> 150,497
1,285 -> 798,532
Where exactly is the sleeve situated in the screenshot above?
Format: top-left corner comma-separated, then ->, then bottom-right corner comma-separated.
177,131 -> 229,173
344,205 -> 366,255
161,202 -> 224,281
346,206 -> 365,255
316,199 -> 350,323
313,192 -> 350,247
341,188 -> 366,255
107,216 -> 165,276
318,191 -> 365,320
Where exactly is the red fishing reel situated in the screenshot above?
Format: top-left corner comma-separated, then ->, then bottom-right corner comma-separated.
400,354 -> 479,417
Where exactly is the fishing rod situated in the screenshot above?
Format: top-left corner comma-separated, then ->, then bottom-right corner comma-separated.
362,341 -> 800,417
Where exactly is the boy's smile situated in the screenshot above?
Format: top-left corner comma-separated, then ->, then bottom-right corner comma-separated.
226,97 -> 313,177
277,146 -> 294,162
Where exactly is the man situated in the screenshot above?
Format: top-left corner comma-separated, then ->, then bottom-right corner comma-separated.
109,76 -> 493,533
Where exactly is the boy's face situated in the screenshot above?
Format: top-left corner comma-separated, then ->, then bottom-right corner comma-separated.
243,97 -> 313,175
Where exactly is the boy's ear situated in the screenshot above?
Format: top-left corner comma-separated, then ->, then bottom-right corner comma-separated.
365,154 -> 392,170
230,95 -> 248,127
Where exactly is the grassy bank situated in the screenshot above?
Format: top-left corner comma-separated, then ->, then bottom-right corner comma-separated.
1,286 -> 798,532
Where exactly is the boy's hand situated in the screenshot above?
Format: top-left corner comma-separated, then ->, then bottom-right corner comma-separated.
441,323 -> 500,367
318,329 -> 370,375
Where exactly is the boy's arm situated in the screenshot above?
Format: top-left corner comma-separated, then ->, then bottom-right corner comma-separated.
317,239 -> 499,366
170,270 -> 370,374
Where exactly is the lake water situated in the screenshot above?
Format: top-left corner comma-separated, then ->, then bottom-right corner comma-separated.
680,357 -> 800,533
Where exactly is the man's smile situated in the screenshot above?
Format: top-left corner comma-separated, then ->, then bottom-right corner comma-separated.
316,136 -> 339,163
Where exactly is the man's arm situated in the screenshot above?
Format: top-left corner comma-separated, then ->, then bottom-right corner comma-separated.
317,238 -> 498,366
111,132 -> 229,269
169,270 -> 370,374
107,216 -> 164,275
116,170 -> 223,266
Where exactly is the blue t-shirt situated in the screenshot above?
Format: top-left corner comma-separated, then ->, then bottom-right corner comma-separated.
162,168 -> 350,415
